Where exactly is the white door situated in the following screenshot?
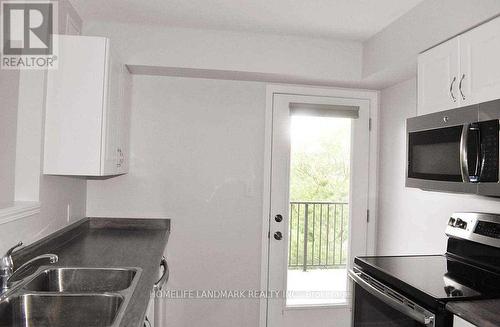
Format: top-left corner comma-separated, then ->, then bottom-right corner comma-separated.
418,38 -> 460,115
267,94 -> 370,327
459,17 -> 500,106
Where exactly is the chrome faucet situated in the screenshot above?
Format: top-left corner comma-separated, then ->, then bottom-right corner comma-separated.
0,242 -> 58,295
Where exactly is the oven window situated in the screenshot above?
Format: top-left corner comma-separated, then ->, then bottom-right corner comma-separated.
408,126 -> 463,182
353,285 -> 426,327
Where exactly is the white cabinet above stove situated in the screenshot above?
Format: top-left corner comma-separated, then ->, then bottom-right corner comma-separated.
418,17 -> 500,115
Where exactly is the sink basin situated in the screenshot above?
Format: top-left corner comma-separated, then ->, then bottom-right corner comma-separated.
0,294 -> 123,327
23,268 -> 137,292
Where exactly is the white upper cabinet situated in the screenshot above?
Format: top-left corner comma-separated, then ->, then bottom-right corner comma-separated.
418,38 -> 460,115
459,17 -> 500,106
418,16 -> 500,115
44,35 -> 131,176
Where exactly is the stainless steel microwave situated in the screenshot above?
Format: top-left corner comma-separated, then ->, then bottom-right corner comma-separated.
406,99 -> 500,196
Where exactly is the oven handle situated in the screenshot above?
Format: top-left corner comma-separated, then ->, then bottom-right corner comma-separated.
348,269 -> 435,327
460,124 -> 470,182
154,256 -> 169,292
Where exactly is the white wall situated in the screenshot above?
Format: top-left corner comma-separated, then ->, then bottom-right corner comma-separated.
83,21 -> 362,85
87,75 -> 265,327
57,0 -> 83,34
0,70 -> 19,208
377,78 -> 500,255
82,3 -> 500,90
362,0 -> 500,88
0,0 -> 87,253
0,176 -> 87,252
0,71 -> 87,253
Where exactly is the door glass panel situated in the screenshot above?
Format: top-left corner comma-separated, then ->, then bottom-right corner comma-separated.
286,115 -> 351,306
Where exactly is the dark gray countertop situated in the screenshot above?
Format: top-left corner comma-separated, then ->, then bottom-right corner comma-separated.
12,217 -> 170,327
447,300 -> 500,327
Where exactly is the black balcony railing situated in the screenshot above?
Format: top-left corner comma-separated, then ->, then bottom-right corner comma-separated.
288,201 -> 349,271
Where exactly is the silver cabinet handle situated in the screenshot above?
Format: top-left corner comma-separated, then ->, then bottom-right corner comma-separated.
450,76 -> 457,102
349,269 -> 435,326
154,256 -> 169,291
459,74 -> 466,100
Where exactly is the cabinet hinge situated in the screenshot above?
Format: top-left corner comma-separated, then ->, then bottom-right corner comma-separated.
369,118 -> 372,131
367,209 -> 370,223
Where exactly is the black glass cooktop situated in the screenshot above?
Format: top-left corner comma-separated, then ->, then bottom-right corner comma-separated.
355,254 -> 500,302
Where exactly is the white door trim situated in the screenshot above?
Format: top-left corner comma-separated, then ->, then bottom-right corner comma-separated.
259,84 -> 380,327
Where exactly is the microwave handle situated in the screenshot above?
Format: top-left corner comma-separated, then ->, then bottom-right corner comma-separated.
470,124 -> 481,181
460,124 -> 470,182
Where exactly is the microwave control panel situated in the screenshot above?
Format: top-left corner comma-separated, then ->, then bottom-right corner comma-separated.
479,120 -> 499,182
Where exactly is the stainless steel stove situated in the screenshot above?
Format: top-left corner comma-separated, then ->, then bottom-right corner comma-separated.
350,212 -> 500,327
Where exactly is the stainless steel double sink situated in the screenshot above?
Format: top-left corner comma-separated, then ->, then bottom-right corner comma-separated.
0,267 -> 142,327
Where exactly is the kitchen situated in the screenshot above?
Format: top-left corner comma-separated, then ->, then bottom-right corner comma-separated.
1,0 -> 500,326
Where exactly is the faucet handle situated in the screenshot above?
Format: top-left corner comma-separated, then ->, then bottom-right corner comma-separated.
1,242 -> 23,269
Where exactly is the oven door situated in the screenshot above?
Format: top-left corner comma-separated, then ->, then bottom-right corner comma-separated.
349,269 -> 435,327
406,107 -> 480,193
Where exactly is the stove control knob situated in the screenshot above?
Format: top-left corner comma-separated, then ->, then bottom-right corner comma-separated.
455,218 -> 467,229
448,218 -> 456,226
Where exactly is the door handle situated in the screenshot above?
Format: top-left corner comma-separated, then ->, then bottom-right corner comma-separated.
460,124 -> 470,182
470,124 -> 481,182
450,76 -> 457,102
459,74 -> 466,101
460,124 -> 482,183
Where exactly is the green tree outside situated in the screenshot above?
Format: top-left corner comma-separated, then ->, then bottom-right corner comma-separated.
288,116 -> 351,270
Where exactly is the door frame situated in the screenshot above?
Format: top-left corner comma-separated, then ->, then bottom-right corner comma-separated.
259,84 -> 380,327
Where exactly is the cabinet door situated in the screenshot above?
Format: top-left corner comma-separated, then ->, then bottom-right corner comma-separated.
453,315 -> 476,327
116,64 -> 131,174
44,35 -> 107,175
418,38 -> 460,115
460,17 -> 500,106
102,44 -> 122,175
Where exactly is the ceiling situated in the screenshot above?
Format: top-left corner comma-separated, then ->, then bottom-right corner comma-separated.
69,0 -> 425,41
